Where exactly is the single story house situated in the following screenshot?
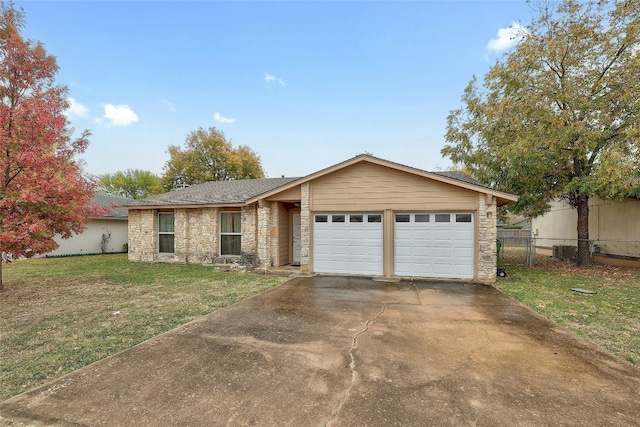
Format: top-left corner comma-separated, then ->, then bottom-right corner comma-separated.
124,155 -> 517,282
46,192 -> 132,257
532,196 -> 640,267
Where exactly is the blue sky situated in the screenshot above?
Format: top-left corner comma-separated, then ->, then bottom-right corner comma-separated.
16,0 -> 532,179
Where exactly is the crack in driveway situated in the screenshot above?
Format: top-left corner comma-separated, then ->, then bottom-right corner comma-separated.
411,282 -> 423,305
324,303 -> 391,427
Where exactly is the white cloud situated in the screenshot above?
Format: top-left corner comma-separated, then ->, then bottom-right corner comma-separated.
160,99 -> 177,113
100,104 -> 139,127
265,73 -> 286,87
65,98 -> 89,118
487,22 -> 528,52
213,112 -> 237,124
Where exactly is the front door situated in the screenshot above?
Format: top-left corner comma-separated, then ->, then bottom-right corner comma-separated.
292,214 -> 301,265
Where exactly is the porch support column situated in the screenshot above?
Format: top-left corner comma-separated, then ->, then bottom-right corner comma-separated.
269,202 -> 280,267
300,182 -> 311,272
256,199 -> 272,268
478,193 -> 497,283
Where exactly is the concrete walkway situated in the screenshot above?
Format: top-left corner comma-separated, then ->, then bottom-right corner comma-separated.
2,276 -> 640,426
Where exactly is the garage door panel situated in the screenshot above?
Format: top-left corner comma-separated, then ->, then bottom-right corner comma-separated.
433,230 -> 453,240
314,213 -> 383,275
395,213 -> 474,279
411,247 -> 434,257
453,247 -> 473,257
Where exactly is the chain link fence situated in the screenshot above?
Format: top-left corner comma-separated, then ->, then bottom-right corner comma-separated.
497,230 -> 640,269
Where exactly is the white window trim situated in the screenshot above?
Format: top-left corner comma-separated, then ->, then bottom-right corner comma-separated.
220,211 -> 242,257
158,212 -> 175,254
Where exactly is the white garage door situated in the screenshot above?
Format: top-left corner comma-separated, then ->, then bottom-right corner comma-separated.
395,213 -> 474,279
313,213 -> 383,275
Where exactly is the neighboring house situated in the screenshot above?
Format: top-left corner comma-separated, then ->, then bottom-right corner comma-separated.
532,196 -> 640,267
46,192 -> 132,257
498,213 -> 531,230
124,155 -> 517,282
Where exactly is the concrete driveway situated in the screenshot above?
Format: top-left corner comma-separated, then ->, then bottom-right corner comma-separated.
2,276 -> 640,426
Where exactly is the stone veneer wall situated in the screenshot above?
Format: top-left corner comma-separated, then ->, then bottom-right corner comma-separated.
300,182 -> 311,272
241,204 -> 257,261
128,209 -> 157,262
128,206 -> 260,266
268,202 -> 280,267
182,207 -> 218,263
256,202 -> 271,268
172,209 -> 188,263
477,194 -> 497,282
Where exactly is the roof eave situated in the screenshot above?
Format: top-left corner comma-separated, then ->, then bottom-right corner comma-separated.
496,195 -> 519,207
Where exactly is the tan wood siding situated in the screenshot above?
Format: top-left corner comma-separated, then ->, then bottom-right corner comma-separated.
532,196 -> 640,242
593,197 -> 640,241
310,162 -> 478,211
278,204 -> 290,265
266,185 -> 301,202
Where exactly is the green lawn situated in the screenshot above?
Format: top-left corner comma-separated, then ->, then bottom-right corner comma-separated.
497,263 -> 640,366
0,255 -> 288,401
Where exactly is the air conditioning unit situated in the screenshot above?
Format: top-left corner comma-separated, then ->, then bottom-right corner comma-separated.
553,245 -> 577,260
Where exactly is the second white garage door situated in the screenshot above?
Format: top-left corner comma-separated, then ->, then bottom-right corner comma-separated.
313,213 -> 383,275
395,213 -> 474,279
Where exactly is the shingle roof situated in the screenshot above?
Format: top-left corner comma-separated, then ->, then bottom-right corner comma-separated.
92,192 -> 134,218
126,177 -> 301,207
431,170 -> 482,187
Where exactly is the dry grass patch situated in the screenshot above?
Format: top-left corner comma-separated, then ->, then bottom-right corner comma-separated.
0,255 -> 288,401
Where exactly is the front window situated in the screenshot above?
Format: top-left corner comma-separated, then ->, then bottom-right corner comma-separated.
158,212 -> 175,253
220,212 -> 242,256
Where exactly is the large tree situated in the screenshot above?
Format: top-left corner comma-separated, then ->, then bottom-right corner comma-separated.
160,127 -> 265,191
98,169 -> 160,199
0,2 -> 99,289
442,0 -> 640,266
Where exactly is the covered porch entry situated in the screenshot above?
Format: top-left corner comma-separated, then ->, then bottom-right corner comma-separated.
267,201 -> 301,268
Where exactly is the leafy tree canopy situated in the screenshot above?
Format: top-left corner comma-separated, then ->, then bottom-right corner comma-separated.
442,0 -> 640,265
0,1 -> 100,288
98,169 -> 160,200
160,127 -> 265,191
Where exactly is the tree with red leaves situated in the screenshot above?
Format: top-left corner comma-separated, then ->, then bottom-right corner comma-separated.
0,2 -> 100,289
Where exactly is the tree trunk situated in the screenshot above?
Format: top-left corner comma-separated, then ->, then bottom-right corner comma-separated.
576,194 -> 592,267
0,260 -> 3,291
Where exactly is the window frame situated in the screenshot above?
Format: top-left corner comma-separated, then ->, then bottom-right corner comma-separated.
349,214 -> 364,223
415,214 -> 430,223
158,211 -> 175,254
455,213 -> 473,223
434,213 -> 451,223
331,215 -> 346,223
220,211 -> 242,257
395,214 -> 410,223
367,214 -> 382,223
